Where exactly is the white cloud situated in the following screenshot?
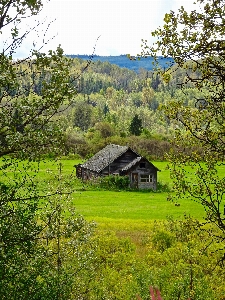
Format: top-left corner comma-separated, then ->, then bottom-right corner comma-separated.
0,0 -> 199,58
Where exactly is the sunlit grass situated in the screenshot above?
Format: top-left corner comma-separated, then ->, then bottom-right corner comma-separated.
2,158 -> 224,229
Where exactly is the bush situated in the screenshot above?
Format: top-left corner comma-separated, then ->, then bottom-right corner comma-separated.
151,230 -> 174,252
98,175 -> 130,190
156,181 -> 171,192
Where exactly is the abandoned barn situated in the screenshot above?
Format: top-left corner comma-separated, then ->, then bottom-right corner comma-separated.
76,144 -> 160,190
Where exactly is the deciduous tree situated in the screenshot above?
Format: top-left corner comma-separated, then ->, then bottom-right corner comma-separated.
141,0 -> 225,260
73,101 -> 93,131
0,1 -> 95,298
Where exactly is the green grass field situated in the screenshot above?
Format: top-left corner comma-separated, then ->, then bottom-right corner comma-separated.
2,158 -> 224,249
3,159 -> 224,230
34,159 -> 207,225
72,190 -> 203,221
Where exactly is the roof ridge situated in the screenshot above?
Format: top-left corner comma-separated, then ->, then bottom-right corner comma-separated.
81,144 -> 129,172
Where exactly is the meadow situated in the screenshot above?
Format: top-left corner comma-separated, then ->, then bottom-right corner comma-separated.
35,159 -> 208,226
4,157 -> 224,231
32,158 -> 225,258
2,158 -> 225,299
4,158 -> 224,229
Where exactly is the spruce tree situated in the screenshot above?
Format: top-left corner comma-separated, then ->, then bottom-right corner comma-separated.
129,114 -> 142,136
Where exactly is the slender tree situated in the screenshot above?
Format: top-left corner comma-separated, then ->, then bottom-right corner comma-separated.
141,0 -> 225,261
0,1 -> 95,298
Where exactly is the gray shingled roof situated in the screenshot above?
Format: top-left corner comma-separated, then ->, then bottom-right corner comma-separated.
81,144 -> 129,173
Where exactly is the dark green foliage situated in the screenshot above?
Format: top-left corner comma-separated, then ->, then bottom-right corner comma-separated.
141,0 -> 225,260
98,175 -> 130,190
0,193 -> 42,299
103,103 -> 110,116
156,181 -> 171,192
12,108 -> 24,133
129,114 -> 143,136
151,73 -> 161,90
151,230 -> 174,252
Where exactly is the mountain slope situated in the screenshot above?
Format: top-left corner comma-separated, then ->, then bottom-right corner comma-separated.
66,54 -> 174,72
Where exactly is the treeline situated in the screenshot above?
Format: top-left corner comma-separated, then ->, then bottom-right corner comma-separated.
15,57 -> 203,160
66,54 -> 174,72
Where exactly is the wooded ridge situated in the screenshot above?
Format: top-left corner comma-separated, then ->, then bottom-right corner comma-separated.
66,54 -> 174,72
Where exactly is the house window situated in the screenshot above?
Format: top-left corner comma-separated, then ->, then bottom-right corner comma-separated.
140,174 -> 153,183
140,162 -> 146,168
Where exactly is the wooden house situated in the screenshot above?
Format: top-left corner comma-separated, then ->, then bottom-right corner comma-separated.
76,144 -> 160,190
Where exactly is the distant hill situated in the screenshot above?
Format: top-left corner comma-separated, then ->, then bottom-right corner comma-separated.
66,54 -> 174,72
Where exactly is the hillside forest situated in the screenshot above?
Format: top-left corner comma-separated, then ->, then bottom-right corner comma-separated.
16,56 -> 203,160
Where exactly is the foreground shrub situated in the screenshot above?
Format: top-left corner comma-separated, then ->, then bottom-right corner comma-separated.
140,217 -> 225,300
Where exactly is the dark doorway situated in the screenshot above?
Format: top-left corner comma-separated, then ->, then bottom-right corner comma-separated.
132,173 -> 138,188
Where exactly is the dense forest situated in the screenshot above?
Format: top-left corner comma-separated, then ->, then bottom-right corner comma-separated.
54,56 -> 203,159
14,55 -> 204,160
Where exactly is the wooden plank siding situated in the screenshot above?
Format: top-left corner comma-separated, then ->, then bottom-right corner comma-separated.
122,159 -> 158,190
101,150 -> 138,175
75,144 -> 159,190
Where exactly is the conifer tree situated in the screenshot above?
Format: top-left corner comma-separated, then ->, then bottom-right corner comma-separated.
129,114 -> 143,136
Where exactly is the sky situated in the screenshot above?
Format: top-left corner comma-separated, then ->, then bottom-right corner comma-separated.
1,0 -> 197,58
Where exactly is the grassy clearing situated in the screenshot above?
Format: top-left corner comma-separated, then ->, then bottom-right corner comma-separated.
30,160 -> 211,213
72,190 -> 204,222
31,159 -> 205,222
68,160 -> 205,225
3,158 -> 224,229
3,158 -> 224,254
